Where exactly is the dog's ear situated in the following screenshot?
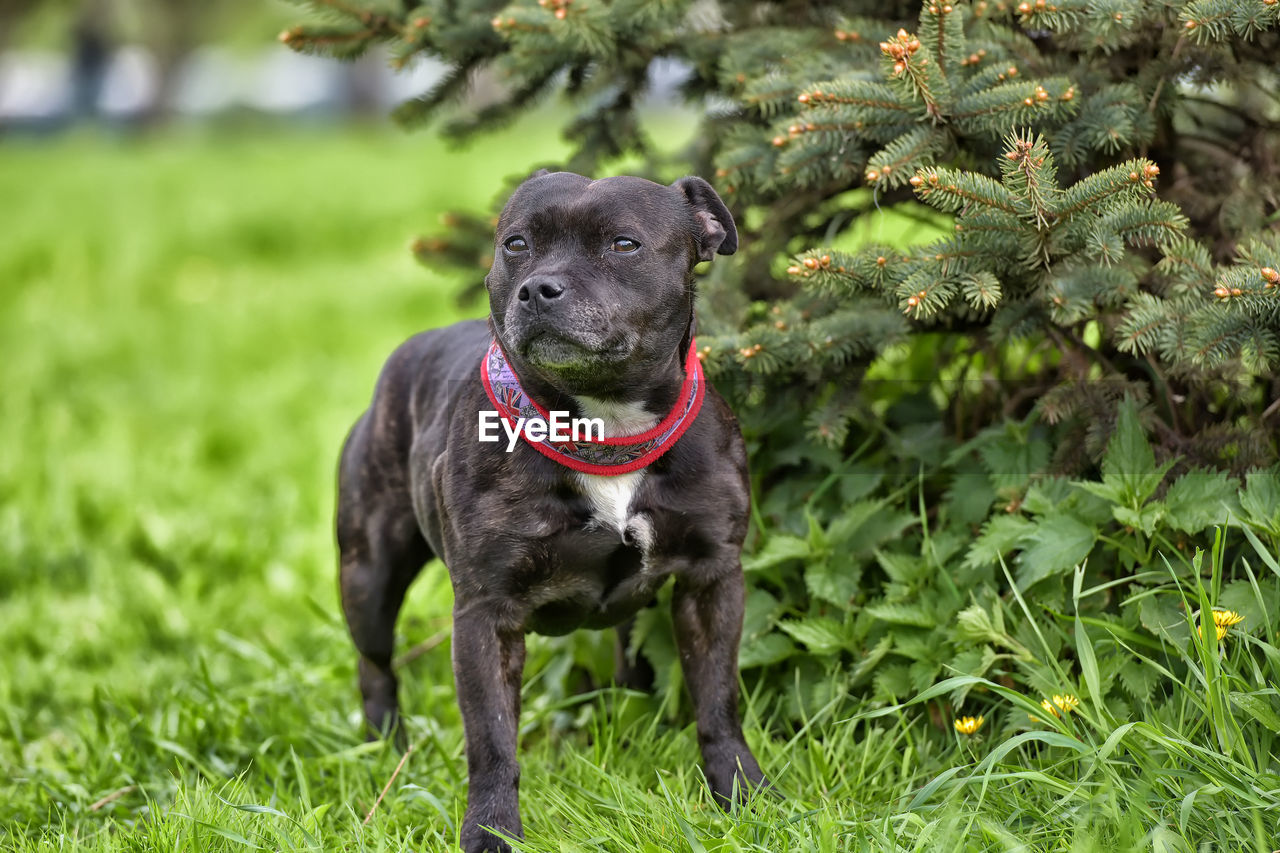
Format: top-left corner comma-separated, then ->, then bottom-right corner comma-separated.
527,167 -> 552,180
672,176 -> 738,261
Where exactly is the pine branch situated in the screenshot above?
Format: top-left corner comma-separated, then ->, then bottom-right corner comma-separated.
1000,131 -> 1060,230
881,27 -> 948,119
865,127 -> 948,189
390,59 -> 480,127
912,167 -> 1019,215
962,271 -> 1004,310
285,0 -> 1280,479
1054,159 -> 1158,221
280,24 -> 391,60
919,0 -> 967,85
1181,0 -> 1280,42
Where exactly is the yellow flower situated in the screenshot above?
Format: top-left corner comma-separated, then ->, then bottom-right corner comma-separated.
1212,609 -> 1244,641
954,715 -> 984,735
1030,694 -> 1079,722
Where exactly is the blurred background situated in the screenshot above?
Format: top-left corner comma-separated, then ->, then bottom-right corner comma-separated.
0,0 -> 693,127
1,0 -> 444,126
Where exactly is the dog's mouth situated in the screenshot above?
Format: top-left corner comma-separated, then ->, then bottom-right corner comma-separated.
523,332 -> 593,369
509,328 -> 637,384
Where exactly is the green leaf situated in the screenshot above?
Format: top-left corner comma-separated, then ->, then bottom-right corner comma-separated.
909,659 -> 942,692
1241,525 -> 1280,582
777,617 -> 849,655
1239,468 -> 1280,535
825,500 -> 886,544
964,514 -> 1035,569
1016,514 -> 1097,589
954,604 -> 998,643
671,808 -> 707,853
1217,579 -> 1267,631
1099,399 -> 1174,506
851,636 -> 894,685
1179,785 -> 1223,838
946,471 -> 997,527
173,815 -> 265,850
806,552 -> 862,607
1075,618 -> 1103,707
979,433 -> 1049,494
907,766 -> 967,812
1113,502 -> 1164,536
740,588 -> 782,641
1117,659 -> 1160,704
1070,479 -> 1126,508
807,668 -> 853,712
864,601 -> 934,628
875,550 -> 928,583
1163,468 -> 1238,533
873,663 -> 913,700
806,511 -> 828,552
828,500 -> 917,556
946,646 -> 998,706
975,732 -> 1089,774
738,633 -> 796,668
1138,594 -> 1191,646
1230,691 -> 1280,734
1023,477 -> 1076,515
742,535 -> 809,573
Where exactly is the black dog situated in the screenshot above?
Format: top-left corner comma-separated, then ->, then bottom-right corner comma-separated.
336,171 -> 766,852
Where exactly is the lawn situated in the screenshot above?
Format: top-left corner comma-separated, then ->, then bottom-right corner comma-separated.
1,123 -> 1276,852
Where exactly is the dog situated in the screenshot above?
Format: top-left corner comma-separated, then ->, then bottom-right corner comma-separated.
336,170 -> 767,852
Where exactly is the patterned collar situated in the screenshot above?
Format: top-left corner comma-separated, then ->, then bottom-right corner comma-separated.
480,338 -> 704,476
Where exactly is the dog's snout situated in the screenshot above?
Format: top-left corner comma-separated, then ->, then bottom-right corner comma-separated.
517,276 -> 566,311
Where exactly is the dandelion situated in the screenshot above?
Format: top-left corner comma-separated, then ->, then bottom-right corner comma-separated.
1030,694 -> 1079,722
1212,609 -> 1244,641
954,715 -> 984,735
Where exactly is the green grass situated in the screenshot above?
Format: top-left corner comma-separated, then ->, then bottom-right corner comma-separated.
1,123 -> 1277,852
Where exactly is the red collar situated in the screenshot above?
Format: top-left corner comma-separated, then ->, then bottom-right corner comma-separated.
480,339 -> 705,476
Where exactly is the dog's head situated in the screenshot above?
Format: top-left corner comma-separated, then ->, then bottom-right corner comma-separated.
485,170 -> 736,397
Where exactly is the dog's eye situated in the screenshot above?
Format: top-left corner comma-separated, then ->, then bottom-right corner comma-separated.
503,236 -> 530,254
610,237 -> 640,253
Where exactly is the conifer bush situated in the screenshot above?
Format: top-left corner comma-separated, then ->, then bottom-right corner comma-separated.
286,1 -> 1280,724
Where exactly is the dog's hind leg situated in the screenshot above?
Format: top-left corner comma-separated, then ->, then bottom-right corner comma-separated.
337,424 -> 432,746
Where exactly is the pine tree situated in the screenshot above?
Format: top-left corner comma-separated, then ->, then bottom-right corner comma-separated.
284,0 -> 1280,470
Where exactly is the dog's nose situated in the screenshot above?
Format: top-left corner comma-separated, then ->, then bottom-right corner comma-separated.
517,277 -> 565,311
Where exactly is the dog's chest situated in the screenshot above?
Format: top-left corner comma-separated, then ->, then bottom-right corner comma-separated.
572,396 -> 656,549
519,400 -> 672,635
574,469 -> 651,549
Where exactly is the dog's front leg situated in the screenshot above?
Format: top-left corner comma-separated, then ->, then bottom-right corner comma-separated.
452,602 -> 526,853
672,568 -> 767,808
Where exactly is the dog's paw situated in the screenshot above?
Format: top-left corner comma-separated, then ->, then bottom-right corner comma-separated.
460,827 -> 516,853
460,811 -> 522,853
704,746 -> 769,810
707,771 -> 772,811
361,715 -> 408,752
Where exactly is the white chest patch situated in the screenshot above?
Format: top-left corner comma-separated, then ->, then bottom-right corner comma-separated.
575,469 -> 646,538
573,396 -> 657,548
